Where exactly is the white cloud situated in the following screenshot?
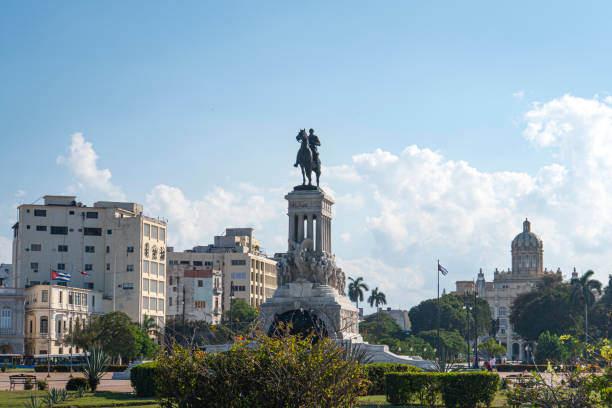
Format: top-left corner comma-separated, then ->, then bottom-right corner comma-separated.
0,236 -> 11,263
513,90 -> 525,100
57,133 -> 125,201
145,184 -> 284,252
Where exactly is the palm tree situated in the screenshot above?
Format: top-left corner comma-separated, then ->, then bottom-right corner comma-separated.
367,287 -> 387,319
347,277 -> 369,309
571,270 -> 602,342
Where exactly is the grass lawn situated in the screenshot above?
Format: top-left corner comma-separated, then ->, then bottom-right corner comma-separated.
358,392 -> 508,407
0,391 -> 158,408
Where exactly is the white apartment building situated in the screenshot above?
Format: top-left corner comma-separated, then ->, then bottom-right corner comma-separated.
166,266 -> 222,324
167,228 -> 277,312
24,285 -> 103,355
12,195 -> 167,329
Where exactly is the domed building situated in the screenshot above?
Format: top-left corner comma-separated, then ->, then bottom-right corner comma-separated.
454,219 -> 562,362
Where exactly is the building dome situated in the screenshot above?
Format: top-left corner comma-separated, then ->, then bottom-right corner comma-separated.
511,219 -> 543,250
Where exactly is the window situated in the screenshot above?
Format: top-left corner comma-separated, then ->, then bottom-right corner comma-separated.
92,295 -> 95,307
169,276 -> 173,285
498,307 -> 507,317
36,225 -> 47,231
143,260 -> 149,274
176,277 -> 180,285
143,279 -> 149,292
107,229 -> 112,235
150,280 -> 157,293
205,261 -> 213,268
106,246 -> 110,253
232,285 -> 246,292
30,262 -> 39,272
180,261 -> 190,265
86,211 -> 98,219
85,246 -> 95,253
85,264 -> 93,271
34,209 -> 46,217
106,263 -> 110,271
123,283 -> 134,290
144,224 -> 150,237
57,263 -> 65,270
150,298 -> 157,310
151,263 -> 158,276
68,292 -> 74,304
127,246 -> 134,253
83,227 -> 101,236
40,317 -> 48,334
169,260 -> 179,265
51,226 -> 68,235
198,280 -> 203,287
231,259 -> 246,266
159,264 -> 164,277
127,265 -> 134,272
31,244 -> 41,251
29,320 -> 33,334
169,297 -> 173,306
58,245 -> 68,252
159,284 -> 164,295
1,308 -> 11,329
194,261 -> 203,266
75,292 -> 81,305
160,229 -> 165,241
151,226 -> 158,239
143,296 -> 149,309
69,210 -> 74,215
158,300 -> 164,311
231,272 -> 246,279
82,293 -> 88,306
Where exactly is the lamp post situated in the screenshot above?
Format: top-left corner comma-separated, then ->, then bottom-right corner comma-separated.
472,290 -> 479,369
463,299 -> 471,366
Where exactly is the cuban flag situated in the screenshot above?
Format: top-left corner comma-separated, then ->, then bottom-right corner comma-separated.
438,264 -> 449,276
80,271 -> 89,277
51,270 -> 71,282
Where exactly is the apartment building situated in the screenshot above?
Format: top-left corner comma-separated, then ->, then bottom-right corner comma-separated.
166,265 -> 222,324
24,285 -> 103,355
12,195 -> 167,328
167,228 -> 277,312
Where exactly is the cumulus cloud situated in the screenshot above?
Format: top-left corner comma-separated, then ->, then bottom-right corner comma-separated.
57,133 -> 125,200
145,184 -> 284,252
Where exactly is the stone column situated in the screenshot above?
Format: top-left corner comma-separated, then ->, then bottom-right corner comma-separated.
315,215 -> 322,252
518,342 -> 524,362
297,215 -> 304,243
307,215 -> 313,240
289,214 -> 296,243
327,215 -> 332,254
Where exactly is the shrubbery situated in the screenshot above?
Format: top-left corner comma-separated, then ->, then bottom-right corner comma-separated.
385,372 -> 499,408
155,330 -> 364,408
361,363 -> 422,395
34,364 -> 127,372
130,362 -> 160,397
65,377 -> 88,391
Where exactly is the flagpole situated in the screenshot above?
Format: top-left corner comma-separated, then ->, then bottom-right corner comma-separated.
48,265 -> 51,378
437,259 -> 440,364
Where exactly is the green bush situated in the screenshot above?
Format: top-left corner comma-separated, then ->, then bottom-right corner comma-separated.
66,377 -> 89,391
36,379 -> 48,390
24,377 -> 34,390
362,363 -> 422,395
439,372 -> 499,408
385,372 -> 440,407
130,362 -> 160,397
385,372 -> 499,408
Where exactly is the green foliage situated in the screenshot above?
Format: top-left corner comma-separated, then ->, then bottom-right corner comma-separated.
130,362 -> 160,397
36,379 -> 47,390
66,377 -> 89,391
535,331 -> 569,363
367,287 -> 387,310
347,276 -> 369,308
83,346 -> 109,392
385,372 -> 499,408
408,294 -> 491,337
44,388 -> 68,406
510,276 -> 581,341
24,377 -> 33,390
361,363 -> 422,395
23,394 -> 43,408
156,330 -> 363,408
419,329 -> 466,365
359,313 -> 434,359
478,338 -> 506,358
223,298 -> 258,326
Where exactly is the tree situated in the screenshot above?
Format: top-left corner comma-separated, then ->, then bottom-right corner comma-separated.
478,338 -> 506,359
419,329 -> 466,366
367,287 -> 387,319
571,270 -> 602,342
347,277 -> 369,309
223,298 -> 258,335
510,276 -> 580,341
534,331 -> 569,364
408,294 -> 491,337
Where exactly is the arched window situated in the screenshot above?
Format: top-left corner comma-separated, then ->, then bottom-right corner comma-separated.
0,308 -> 10,329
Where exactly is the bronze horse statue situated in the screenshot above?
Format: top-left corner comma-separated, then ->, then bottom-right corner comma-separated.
294,129 -> 321,186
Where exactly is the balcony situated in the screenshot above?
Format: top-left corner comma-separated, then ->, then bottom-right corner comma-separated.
0,328 -> 17,336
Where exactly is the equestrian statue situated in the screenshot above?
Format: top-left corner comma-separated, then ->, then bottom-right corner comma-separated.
293,128 -> 322,186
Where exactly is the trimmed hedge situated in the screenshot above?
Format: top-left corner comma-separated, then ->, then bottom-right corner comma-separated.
130,362 -> 160,397
385,372 -> 499,408
34,364 -> 127,372
496,363 -> 600,372
362,363 -> 423,395
66,377 -> 89,391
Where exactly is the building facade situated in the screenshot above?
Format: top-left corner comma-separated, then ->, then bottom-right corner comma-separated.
0,287 -> 25,354
12,195 -> 167,329
167,228 -> 277,313
0,264 -> 11,287
454,219 -> 562,362
166,265 -> 222,324
24,285 -> 103,355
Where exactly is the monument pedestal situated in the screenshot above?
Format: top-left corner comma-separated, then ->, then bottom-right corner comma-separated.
260,280 -> 362,341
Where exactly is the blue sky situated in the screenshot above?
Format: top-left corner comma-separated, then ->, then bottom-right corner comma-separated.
3,2 -> 612,309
